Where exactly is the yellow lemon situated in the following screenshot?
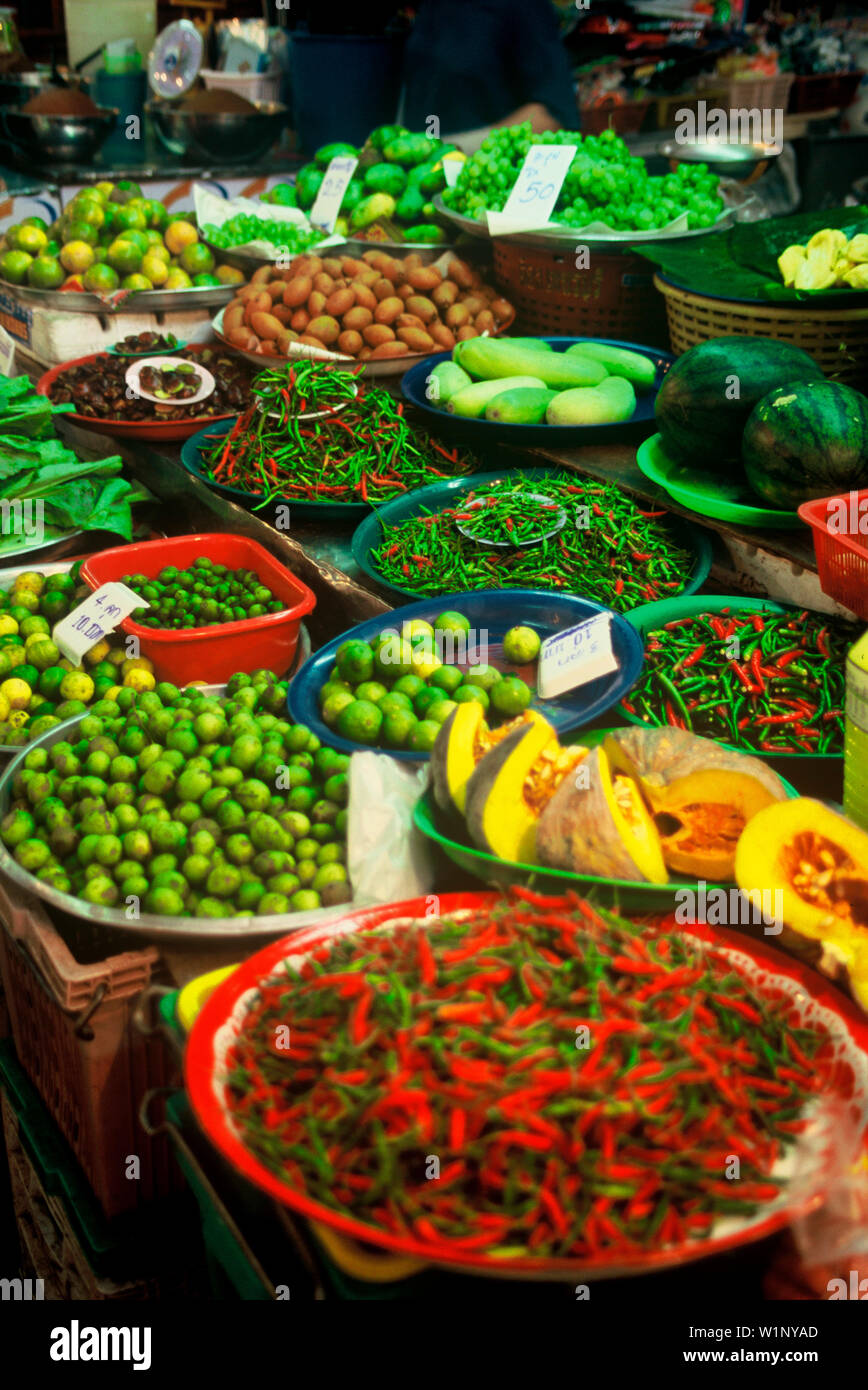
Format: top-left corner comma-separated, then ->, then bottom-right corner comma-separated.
1,678 -> 32,710
164,219 -> 198,255
0,692 -> 10,721
123,668 -> 155,692
84,639 -> 112,666
104,684 -> 123,700
12,570 -> 45,595
59,670 -> 94,703
122,656 -> 153,675
0,615 -> 18,637
410,647 -> 442,680
8,709 -> 29,728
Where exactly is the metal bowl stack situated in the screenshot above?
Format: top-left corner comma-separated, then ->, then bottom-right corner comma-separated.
147,99 -> 287,163
1,105 -> 118,163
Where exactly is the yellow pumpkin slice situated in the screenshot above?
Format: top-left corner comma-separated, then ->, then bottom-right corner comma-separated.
430,703 -> 548,816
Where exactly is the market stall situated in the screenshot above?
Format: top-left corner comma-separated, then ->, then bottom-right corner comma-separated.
0,0 -> 866,1337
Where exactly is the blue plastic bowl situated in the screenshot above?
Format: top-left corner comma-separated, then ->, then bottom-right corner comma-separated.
400,336 -> 673,447
288,588 -> 645,761
350,466 -> 713,604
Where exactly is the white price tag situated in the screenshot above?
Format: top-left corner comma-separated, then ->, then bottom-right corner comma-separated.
442,154 -> 463,188
309,155 -> 359,232
487,144 -> 577,235
53,582 -> 147,665
0,323 -> 16,376
537,612 -> 617,700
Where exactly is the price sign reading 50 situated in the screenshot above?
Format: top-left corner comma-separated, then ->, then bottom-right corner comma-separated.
489,144 -> 577,235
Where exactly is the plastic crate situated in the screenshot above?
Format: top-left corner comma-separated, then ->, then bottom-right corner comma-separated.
0,875 -> 180,1219
789,71 -> 863,114
798,490 -> 868,619
0,1043 -> 199,1298
80,533 -> 316,686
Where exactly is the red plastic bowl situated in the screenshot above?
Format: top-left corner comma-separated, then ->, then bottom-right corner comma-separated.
80,533 -> 316,685
36,347 -> 240,442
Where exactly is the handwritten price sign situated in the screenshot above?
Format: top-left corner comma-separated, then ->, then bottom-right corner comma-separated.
309,155 -> 359,233
487,144 -> 577,235
537,612 -> 617,699
53,582 -> 148,665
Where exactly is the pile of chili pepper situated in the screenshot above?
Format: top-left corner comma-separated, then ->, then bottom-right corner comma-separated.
457,492 -> 565,547
198,363 -> 475,508
622,607 -> 855,755
223,888 -> 826,1262
370,473 -> 694,610
249,359 -> 360,424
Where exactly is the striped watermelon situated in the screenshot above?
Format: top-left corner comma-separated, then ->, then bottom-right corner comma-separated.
742,380 -> 868,509
654,337 -> 824,474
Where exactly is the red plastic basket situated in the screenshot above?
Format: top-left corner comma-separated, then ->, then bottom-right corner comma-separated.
80,533 -> 316,685
799,490 -> 868,619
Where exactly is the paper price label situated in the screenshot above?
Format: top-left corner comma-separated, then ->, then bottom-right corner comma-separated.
487,144 -> 577,235
53,582 -> 147,665
309,155 -> 359,232
537,612 -> 617,700
0,323 -> 16,376
442,154 -> 463,188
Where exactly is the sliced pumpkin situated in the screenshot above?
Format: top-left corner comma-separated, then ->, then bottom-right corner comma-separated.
464,718 -> 586,864
430,703 -> 547,815
536,744 -> 668,884
735,799 -> 868,1010
606,727 -> 786,880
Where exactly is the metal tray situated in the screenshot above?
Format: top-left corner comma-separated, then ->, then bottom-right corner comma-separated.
4,282 -> 236,314
432,194 -> 737,250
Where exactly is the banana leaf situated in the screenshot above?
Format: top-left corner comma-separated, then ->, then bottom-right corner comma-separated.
634,205 -> 868,303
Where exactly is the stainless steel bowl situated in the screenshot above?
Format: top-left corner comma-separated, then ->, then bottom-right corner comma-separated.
147,99 -> 287,164
1,105 -> 118,163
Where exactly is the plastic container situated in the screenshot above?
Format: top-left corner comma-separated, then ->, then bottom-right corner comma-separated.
0,875 -> 177,1219
200,67 -> 282,104
1,1042 -> 197,1297
80,533 -> 316,685
799,490 -> 868,619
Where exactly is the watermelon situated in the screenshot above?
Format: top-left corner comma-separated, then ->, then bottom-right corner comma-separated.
742,379 -> 868,509
655,337 -> 824,475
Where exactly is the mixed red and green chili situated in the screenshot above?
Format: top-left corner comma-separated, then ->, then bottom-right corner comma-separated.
371,473 -> 694,610
224,889 -> 825,1260
623,608 -> 854,755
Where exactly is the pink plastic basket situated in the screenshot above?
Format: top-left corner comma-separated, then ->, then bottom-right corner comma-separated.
799,490 -> 868,619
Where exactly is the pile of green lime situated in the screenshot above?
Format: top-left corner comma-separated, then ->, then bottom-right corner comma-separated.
1,669 -> 351,919
0,566 -> 143,748
317,611 -> 537,753
122,557 -> 286,630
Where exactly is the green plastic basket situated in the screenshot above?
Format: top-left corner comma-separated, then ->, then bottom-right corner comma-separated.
621,594 -> 844,767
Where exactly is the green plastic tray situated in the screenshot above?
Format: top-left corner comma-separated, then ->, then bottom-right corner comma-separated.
414,726 -> 801,911
622,593 -> 843,763
636,433 -> 802,529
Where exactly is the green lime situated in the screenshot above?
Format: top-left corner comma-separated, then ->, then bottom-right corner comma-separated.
391,674 -> 424,701
490,676 -> 532,716
336,699 -> 383,745
336,639 -> 374,685
414,686 -> 448,719
321,689 -> 355,728
502,625 -> 542,665
428,664 -> 463,694
464,664 -> 501,693
407,719 -> 440,753
354,680 -> 388,704
382,710 -> 417,748
426,699 -> 457,726
453,684 -> 489,710
434,611 -> 471,638
378,692 -> 413,719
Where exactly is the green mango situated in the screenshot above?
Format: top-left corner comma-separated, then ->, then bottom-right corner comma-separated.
426,361 -> 473,407
401,224 -> 447,244
546,377 -> 637,426
484,387 -> 558,425
349,192 -> 397,231
339,180 -> 365,214
394,185 -> 426,224
314,141 -> 359,167
368,123 -> 408,150
295,164 -> 323,209
363,162 -> 407,198
448,376 -> 548,420
383,134 -> 435,167
565,341 -> 656,390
